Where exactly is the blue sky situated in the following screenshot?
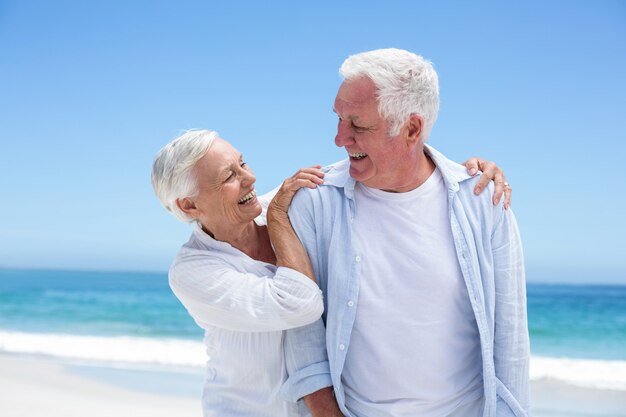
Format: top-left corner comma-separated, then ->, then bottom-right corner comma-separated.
0,1 -> 624,283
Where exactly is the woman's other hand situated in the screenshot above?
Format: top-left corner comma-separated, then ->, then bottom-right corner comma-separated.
462,157 -> 512,210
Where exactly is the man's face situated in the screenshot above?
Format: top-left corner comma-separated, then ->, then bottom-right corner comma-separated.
333,77 -> 418,192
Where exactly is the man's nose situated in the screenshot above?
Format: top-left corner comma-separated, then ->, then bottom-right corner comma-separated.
335,122 -> 354,148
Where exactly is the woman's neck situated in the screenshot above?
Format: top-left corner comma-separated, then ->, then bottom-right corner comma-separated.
205,221 -> 276,264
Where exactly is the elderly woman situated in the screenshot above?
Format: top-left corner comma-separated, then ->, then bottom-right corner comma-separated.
151,130 -> 510,417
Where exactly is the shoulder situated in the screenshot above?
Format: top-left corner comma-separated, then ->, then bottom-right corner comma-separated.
290,159 -> 349,206
426,145 -> 504,225
457,176 -> 497,206
169,233 -> 237,280
426,144 -> 498,210
290,181 -> 348,222
455,177 -> 507,232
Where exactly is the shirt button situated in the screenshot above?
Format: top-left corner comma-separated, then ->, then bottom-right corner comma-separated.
347,300 -> 354,307
339,344 -> 345,350
355,256 -> 361,263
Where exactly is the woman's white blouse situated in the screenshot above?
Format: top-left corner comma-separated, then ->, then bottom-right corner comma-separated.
169,223 -> 323,417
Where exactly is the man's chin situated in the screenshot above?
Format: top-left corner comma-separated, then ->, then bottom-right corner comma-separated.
348,165 -> 370,183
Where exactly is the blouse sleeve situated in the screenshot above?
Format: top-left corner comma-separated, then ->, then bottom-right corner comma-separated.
169,250 -> 324,333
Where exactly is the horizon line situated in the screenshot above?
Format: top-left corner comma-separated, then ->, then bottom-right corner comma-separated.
1,265 -> 624,286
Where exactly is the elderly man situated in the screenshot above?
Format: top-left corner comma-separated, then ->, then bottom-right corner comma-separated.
282,49 -> 529,417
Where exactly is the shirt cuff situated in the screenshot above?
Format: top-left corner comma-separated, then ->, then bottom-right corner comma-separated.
279,360 -> 332,403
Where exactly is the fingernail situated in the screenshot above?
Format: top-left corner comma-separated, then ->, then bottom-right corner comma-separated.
469,168 -> 477,176
474,187 -> 480,195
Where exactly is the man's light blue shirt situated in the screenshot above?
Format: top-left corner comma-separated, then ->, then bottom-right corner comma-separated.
281,145 -> 530,417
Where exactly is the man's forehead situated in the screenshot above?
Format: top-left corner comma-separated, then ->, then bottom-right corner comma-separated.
338,77 -> 377,101
335,79 -> 377,115
334,82 -> 378,121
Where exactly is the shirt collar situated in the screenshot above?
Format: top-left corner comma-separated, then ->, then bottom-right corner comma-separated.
319,158 -> 357,198
192,222 -> 241,254
424,144 -> 472,193
320,144 -> 472,198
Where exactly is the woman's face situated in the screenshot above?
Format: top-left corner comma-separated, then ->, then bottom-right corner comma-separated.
184,138 -> 262,234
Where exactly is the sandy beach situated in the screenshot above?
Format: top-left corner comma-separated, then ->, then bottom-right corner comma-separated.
531,380 -> 626,417
0,354 -> 202,417
2,352 -> 626,417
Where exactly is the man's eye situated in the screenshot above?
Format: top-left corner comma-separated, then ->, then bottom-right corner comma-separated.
352,123 -> 367,131
224,172 -> 234,182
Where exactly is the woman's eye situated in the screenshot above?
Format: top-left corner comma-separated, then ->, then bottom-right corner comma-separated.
240,162 -> 247,168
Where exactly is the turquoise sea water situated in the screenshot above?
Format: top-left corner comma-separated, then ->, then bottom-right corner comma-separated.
528,283 -> 626,361
0,268 -> 198,339
1,268 -> 625,386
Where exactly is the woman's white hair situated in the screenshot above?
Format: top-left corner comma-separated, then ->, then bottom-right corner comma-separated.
340,48 -> 440,140
151,130 -> 218,223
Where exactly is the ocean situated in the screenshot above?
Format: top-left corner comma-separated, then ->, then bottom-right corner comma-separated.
1,268 -> 625,392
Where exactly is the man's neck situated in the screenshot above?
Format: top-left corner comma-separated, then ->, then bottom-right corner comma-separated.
379,150 -> 436,193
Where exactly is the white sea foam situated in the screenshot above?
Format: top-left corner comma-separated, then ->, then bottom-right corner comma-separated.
0,330 -> 206,367
2,331 -> 626,390
530,355 -> 626,391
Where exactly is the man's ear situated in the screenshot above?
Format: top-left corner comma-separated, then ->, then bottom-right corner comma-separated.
176,197 -> 198,218
405,114 -> 424,145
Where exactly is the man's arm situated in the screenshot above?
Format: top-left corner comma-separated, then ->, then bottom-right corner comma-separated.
491,207 -> 530,415
304,387 -> 344,417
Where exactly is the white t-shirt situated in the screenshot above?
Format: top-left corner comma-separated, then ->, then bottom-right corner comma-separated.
342,168 -> 484,417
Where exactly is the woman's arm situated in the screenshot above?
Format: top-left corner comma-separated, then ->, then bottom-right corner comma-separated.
170,257 -> 323,333
266,166 -> 325,283
168,166 -> 326,333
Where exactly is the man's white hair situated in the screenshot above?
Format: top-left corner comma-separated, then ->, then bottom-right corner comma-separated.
151,129 -> 218,223
340,48 -> 440,139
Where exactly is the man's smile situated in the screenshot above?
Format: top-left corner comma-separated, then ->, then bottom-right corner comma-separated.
349,152 -> 368,160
